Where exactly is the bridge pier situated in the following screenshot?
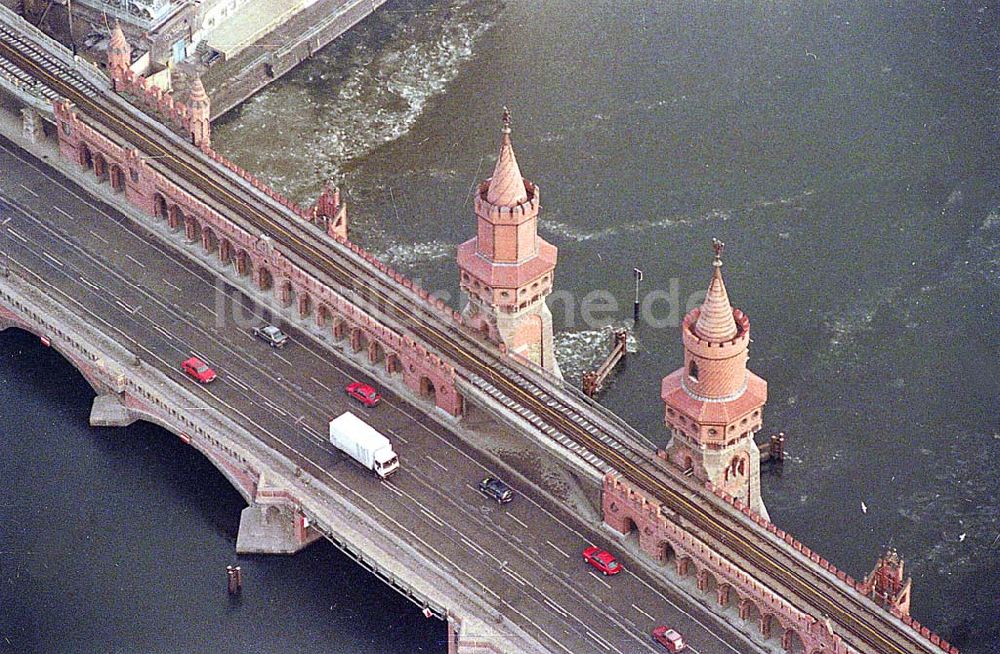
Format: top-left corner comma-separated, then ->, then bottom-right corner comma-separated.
236,504 -> 321,554
236,472 -> 322,554
89,393 -> 137,427
21,106 -> 43,143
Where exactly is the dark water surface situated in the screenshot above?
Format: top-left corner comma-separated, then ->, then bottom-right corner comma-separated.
2,0 -> 998,652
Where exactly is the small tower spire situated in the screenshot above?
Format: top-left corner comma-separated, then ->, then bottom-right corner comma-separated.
694,238 -> 739,342
187,77 -> 212,148
486,106 -> 529,207
107,21 -> 132,84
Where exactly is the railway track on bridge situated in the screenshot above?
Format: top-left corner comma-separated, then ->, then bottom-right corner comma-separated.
0,20 -> 941,654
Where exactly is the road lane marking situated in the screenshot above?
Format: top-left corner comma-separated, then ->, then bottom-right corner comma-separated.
543,597 -> 569,617
380,481 -> 403,497
386,428 -> 408,444
17,183 -> 38,197
302,424 -> 322,439
88,229 -> 109,244
419,508 -> 445,528
460,536 -> 488,558
589,571 -> 612,590
77,275 -> 100,291
585,630 -> 613,652
41,251 -> 64,267
125,254 -> 146,269
197,302 -> 215,316
506,512 -> 528,529
425,455 -> 447,472
162,278 -> 182,291
501,566 -> 527,587
114,299 -> 139,314
151,324 -> 172,339
53,206 -> 73,219
631,603 -> 655,621
546,540 -> 570,558
273,351 -> 292,365
310,376 -> 331,391
6,227 -> 27,243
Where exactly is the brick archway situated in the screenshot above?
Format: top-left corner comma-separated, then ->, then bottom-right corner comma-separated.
782,627 -> 807,653
167,204 -> 184,231
235,249 -> 252,277
109,163 -> 125,192
80,143 -> 93,169
316,303 -> 331,328
658,540 -> 677,565
153,193 -> 168,220
297,291 -> 312,318
218,238 -> 233,266
202,226 -> 218,255
93,152 -> 108,180
184,215 -> 200,243
257,265 -> 274,292
419,376 -> 436,402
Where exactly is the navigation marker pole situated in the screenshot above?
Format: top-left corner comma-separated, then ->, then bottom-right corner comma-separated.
632,267 -> 643,324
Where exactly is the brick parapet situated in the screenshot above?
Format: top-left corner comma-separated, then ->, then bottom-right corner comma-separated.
52,99 -> 464,414
607,474 -> 958,653
101,65 -> 461,334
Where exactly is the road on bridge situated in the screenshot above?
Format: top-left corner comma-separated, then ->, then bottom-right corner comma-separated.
0,133 -> 761,654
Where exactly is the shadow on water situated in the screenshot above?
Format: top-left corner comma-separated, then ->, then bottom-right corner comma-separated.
0,328 -> 444,653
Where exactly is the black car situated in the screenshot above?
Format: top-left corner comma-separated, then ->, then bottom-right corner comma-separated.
478,477 -> 514,504
252,324 -> 289,348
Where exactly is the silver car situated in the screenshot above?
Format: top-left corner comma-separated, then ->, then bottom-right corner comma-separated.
252,324 -> 288,348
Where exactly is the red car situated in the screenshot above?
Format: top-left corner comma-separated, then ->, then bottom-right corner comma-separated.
582,545 -> 622,576
346,381 -> 381,407
182,356 -> 216,383
652,626 -> 687,652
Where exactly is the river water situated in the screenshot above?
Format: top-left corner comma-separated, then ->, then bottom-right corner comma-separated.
2,0 -> 997,652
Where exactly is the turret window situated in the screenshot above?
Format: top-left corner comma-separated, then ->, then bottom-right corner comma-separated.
688,361 -> 699,381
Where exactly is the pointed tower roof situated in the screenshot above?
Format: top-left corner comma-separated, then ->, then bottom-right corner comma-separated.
694,239 -> 739,341
486,107 -> 529,207
110,21 -> 128,53
189,77 -> 208,102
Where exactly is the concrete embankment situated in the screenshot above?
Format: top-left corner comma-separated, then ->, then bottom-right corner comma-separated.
196,0 -> 390,120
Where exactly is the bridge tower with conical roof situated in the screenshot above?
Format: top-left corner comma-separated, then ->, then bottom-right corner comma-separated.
660,240 -> 769,519
457,108 -> 560,376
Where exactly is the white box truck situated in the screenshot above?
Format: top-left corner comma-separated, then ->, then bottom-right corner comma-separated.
329,411 -> 399,479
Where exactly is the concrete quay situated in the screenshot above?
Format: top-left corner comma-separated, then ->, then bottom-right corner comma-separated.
191,0 -> 392,120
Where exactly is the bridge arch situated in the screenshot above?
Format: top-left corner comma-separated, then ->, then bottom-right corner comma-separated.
153,192 -> 168,220
109,163 -> 125,192
79,143 -> 93,169
297,290 -> 312,318
235,249 -> 252,277
167,204 -> 184,231
782,628 -> 807,653
256,266 -> 274,292
184,214 -> 200,243
202,226 -> 219,255
316,303 -> 331,328
419,375 -> 436,403
385,352 -> 401,375
368,340 -> 385,365
657,540 -> 677,565
93,152 -> 108,181
218,238 -> 233,266
278,279 -> 294,308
